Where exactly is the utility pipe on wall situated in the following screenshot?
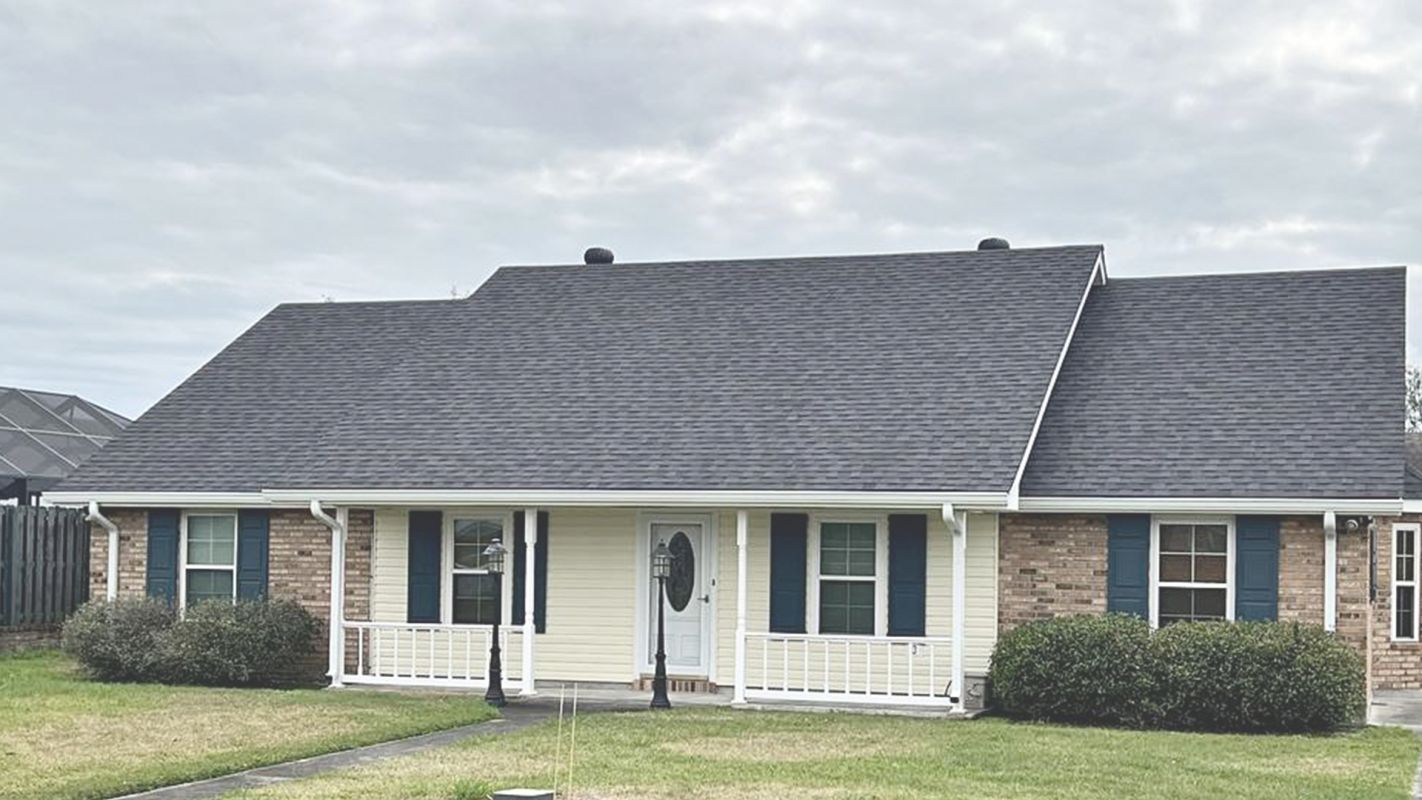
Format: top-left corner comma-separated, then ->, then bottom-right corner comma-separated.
86,501 -> 119,601
1323,511 -> 1338,632
311,500 -> 347,686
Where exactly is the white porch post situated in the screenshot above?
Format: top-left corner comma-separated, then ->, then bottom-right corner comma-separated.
944,503 -> 966,713
733,509 -> 749,705
1323,511 -> 1338,632
520,507 -> 538,696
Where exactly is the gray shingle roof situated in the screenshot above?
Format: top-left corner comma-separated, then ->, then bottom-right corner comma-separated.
1406,433 -> 1422,500
1020,267 -> 1407,499
58,245 -> 1104,494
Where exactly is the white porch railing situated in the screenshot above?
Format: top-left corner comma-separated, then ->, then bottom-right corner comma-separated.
340,621 -> 525,690
742,633 -> 954,708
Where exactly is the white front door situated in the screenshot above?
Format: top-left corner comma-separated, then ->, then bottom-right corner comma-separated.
645,519 -> 712,675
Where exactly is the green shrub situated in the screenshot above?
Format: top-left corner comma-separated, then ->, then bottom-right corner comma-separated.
989,615 -> 1366,733
61,598 -> 176,682
160,599 -> 320,687
1151,620 -> 1365,732
989,613 -> 1160,727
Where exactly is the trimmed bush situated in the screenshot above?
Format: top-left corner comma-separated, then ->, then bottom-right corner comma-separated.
160,599 -> 320,687
1151,620 -> 1365,732
62,598 -> 176,682
989,613 -> 1160,727
989,614 -> 1366,733
61,598 -> 320,687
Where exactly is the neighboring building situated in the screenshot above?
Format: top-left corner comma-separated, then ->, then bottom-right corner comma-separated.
0,386 -> 130,504
48,242 -> 1417,709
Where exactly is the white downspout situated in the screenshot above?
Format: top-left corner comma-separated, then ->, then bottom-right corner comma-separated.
87,501 -> 119,601
1323,511 -> 1337,633
942,502 -> 966,713
733,509 -> 749,705
311,500 -> 347,687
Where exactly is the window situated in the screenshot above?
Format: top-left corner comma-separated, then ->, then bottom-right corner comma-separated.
184,513 -> 236,607
817,521 -> 878,635
1156,520 -> 1230,626
1394,525 -> 1420,641
451,518 -> 502,625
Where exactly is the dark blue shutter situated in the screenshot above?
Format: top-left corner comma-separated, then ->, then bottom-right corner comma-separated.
1106,514 -> 1150,618
769,513 -> 808,633
236,509 -> 270,601
887,514 -> 927,636
511,511 -> 550,633
145,509 -> 180,606
407,511 -> 442,623
1235,516 -> 1280,621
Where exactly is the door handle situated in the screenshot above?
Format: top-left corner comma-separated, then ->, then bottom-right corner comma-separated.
700,594 -> 711,604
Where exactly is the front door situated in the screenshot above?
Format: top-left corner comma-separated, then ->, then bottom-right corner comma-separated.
645,519 -> 711,676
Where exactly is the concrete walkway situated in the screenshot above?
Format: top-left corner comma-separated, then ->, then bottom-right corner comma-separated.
117,702 -> 565,800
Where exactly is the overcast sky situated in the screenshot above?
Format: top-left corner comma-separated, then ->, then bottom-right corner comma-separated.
1,1 -> 1418,419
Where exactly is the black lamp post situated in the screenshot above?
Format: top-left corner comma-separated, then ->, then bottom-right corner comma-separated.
483,537 -> 507,707
650,538 -> 673,709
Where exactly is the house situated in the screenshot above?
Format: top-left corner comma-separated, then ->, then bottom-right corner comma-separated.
0,385 -> 130,505
48,242 -> 1419,710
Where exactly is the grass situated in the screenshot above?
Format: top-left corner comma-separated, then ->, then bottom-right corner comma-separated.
0,650 -> 498,800
230,707 -> 1422,800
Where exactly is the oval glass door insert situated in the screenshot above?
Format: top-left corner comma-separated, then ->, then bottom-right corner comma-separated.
666,531 -> 695,612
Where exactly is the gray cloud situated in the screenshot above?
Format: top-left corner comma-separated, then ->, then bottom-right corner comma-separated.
1,0 -> 1418,418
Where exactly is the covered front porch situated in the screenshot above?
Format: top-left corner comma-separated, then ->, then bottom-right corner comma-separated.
319,504 -> 998,713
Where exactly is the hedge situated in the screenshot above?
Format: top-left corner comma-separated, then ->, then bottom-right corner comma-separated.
62,598 -> 320,687
989,614 -> 1365,733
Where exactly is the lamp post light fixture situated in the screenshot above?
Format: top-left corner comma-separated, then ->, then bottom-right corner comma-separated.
650,538 -> 674,709
483,537 -> 508,708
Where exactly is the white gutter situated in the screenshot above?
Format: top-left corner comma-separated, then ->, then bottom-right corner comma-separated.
1322,511 -> 1338,632
942,503 -> 966,714
1404,499 -> 1422,514
1006,252 -> 1103,509
86,501 -> 120,601
265,488 -> 1012,511
1017,496 -> 1402,516
45,492 -> 280,508
309,501 -> 347,687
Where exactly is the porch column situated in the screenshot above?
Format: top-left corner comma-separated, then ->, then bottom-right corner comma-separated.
943,504 -> 966,713
328,507 -> 348,687
733,509 -> 749,705
520,507 -> 538,696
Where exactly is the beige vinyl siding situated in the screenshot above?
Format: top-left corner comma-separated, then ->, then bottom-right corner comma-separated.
369,506 -> 999,689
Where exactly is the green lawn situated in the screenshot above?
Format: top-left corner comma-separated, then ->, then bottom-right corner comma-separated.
231,707 -> 1421,800
0,650 -> 498,800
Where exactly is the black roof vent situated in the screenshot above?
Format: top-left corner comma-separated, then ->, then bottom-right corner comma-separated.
977,237 -> 1010,251
584,247 -> 615,265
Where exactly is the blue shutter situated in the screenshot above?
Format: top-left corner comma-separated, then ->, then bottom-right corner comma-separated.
407,511 -> 442,623
1107,514 -> 1150,618
769,513 -> 808,633
1235,516 -> 1280,621
887,514 -> 927,636
511,511 -> 550,633
145,509 -> 180,606
236,509 -> 270,601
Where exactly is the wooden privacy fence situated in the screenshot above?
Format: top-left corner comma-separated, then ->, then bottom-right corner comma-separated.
0,506 -> 89,628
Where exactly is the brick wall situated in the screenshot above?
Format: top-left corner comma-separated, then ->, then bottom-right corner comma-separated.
997,512 -> 1373,670
998,514 -> 1108,631
87,507 -> 374,682
1373,514 -> 1422,689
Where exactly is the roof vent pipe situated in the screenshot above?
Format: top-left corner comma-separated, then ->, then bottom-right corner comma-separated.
977,237 -> 1010,250
584,247 -> 615,265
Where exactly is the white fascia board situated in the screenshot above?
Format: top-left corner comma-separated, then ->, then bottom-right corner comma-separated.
1017,495 -> 1403,515
260,488 -> 1012,511
1404,499 -> 1422,514
1006,253 -> 1102,507
43,491 -> 285,508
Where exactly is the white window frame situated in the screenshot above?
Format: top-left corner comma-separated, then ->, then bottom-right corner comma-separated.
441,511 -> 514,627
178,510 -> 239,609
1149,515 -> 1235,627
807,513 -> 888,638
1392,523 -> 1421,642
